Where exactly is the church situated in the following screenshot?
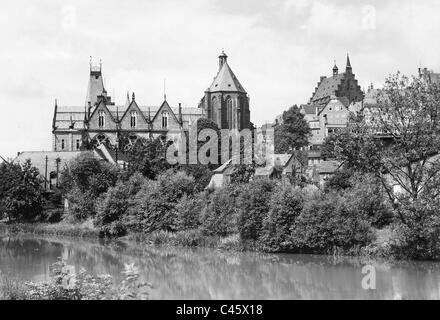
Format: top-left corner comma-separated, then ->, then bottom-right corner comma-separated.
52,51 -> 251,152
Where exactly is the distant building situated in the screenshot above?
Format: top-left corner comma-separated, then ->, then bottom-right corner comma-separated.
198,50 -> 252,130
419,67 -> 440,85
309,55 -> 364,106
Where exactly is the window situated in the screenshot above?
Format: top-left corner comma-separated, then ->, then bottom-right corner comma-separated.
162,111 -> 169,128
130,110 -> 137,128
211,96 -> 217,123
61,139 -> 65,150
76,139 -> 80,150
98,110 -> 105,128
226,97 -> 233,128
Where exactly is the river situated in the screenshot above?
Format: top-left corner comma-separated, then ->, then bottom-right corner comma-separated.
1,234 -> 440,299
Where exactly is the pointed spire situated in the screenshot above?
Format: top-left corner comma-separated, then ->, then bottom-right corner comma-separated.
148,107 -> 151,122
125,91 -> 130,108
346,54 -> 352,70
52,99 -> 58,130
164,79 -> 167,101
132,92 -> 135,102
116,105 -> 119,122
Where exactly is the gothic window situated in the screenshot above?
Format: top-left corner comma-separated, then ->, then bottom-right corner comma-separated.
162,111 -> 169,128
61,139 -> 65,150
98,110 -> 105,128
76,139 -> 80,150
226,97 -> 232,128
211,96 -> 217,123
130,110 -> 137,128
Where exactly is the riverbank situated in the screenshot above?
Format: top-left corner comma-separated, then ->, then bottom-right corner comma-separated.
0,221 -> 395,259
0,221 -> 100,239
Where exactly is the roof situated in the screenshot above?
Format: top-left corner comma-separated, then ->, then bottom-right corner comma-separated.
13,151 -> 87,179
271,154 -> 293,167
311,73 -> 345,103
301,104 -> 317,115
255,166 -> 274,176
316,160 -> 342,174
213,159 -> 233,173
208,62 -> 246,93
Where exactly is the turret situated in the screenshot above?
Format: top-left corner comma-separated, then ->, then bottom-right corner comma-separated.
219,49 -> 228,70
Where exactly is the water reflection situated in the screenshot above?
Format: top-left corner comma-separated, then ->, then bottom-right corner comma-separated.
1,235 -> 440,299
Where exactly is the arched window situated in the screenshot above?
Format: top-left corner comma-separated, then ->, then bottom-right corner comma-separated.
162,111 -> 169,128
226,97 -> 233,128
130,110 -> 137,128
211,96 -> 217,123
98,110 -> 105,128
61,139 -> 65,150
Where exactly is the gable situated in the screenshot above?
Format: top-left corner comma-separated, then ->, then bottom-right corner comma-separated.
88,101 -> 117,130
151,101 -> 181,130
119,101 -> 148,130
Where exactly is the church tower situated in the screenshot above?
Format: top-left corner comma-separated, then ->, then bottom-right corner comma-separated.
199,51 -> 251,130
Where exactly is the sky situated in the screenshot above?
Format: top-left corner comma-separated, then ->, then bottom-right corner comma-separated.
1,0 -> 440,160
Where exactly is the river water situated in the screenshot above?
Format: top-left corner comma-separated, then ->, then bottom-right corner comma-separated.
1,234 -> 440,299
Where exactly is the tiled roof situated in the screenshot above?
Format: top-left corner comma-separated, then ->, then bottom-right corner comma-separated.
301,104 -> 317,115
255,166 -> 274,176
213,159 -> 233,173
311,73 -> 345,103
208,62 -> 246,93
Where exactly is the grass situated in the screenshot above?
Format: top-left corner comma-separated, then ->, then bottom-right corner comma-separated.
0,219 -> 100,239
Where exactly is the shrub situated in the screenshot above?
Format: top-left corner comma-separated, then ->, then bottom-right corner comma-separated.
390,201 -> 440,260
0,160 -> 43,222
201,185 -> 241,237
237,179 -> 276,242
291,191 -> 375,254
65,186 -> 96,221
261,184 -> 304,252
174,194 -> 205,231
95,173 -> 146,236
128,170 -> 196,233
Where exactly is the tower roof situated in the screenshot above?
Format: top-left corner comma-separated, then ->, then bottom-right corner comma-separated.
208,60 -> 246,93
86,60 -> 105,107
346,54 -> 352,69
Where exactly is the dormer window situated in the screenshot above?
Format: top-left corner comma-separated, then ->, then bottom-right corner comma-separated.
130,110 -> 137,128
98,110 -> 105,128
162,111 -> 169,128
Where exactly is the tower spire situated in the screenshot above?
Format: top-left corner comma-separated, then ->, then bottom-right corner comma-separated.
346,53 -> 352,71
164,79 -> 167,101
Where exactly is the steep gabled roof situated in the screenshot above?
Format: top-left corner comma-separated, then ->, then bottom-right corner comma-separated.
311,73 -> 345,103
208,62 -> 246,93
151,100 -> 181,124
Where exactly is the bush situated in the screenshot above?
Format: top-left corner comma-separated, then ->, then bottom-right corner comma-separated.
291,191 -> 375,254
260,184 -> 303,252
174,194 -> 205,231
128,170 -> 196,233
390,201 -> 440,260
65,186 -> 96,221
0,160 -> 43,222
201,185 -> 240,237
95,173 -> 146,236
237,179 -> 276,242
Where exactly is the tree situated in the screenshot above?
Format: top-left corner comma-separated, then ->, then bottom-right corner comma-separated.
325,73 -> 440,221
0,160 -> 43,222
274,105 -> 311,153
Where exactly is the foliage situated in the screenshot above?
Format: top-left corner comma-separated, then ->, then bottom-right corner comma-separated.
95,173 -> 146,236
177,164 -> 213,192
1,260 -> 150,300
324,168 -> 354,191
129,170 -> 196,233
261,184 -> 303,252
391,200 -> 440,260
0,160 -> 43,222
201,185 -> 241,237
174,194 -> 205,231
60,152 -> 119,197
65,186 -> 97,221
274,105 -> 311,153
230,164 -> 255,184
291,191 -> 375,254
237,179 -> 276,241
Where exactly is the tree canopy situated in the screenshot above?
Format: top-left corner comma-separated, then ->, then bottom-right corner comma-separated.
274,105 -> 311,153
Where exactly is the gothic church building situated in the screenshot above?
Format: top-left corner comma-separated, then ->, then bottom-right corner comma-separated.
52,51 -> 251,152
